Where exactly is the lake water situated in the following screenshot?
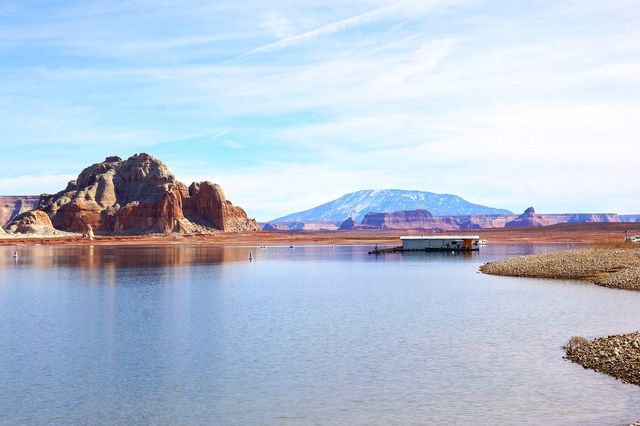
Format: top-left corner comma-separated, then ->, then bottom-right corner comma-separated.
1,243 -> 640,425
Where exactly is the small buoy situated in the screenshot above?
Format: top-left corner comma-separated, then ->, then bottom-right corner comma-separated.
289,245 -> 294,249
249,253 -> 253,261
13,251 -> 19,259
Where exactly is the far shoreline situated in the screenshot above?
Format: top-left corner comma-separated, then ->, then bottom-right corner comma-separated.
2,222 -> 639,247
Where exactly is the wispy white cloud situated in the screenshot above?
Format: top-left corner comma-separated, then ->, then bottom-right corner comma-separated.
232,0 -> 440,59
261,11 -> 296,39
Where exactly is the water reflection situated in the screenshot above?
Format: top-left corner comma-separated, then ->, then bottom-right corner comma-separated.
0,242 -> 576,270
1,245 -> 254,269
1,242 -> 637,426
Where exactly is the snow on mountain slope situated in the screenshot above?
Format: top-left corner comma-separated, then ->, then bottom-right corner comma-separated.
271,189 -> 512,222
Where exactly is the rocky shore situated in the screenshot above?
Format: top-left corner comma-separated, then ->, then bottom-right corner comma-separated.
482,246 -> 640,391
480,246 -> 640,291
565,333 -> 640,386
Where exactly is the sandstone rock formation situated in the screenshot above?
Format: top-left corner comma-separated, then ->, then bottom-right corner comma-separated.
0,196 -> 40,226
505,207 -> 546,227
5,209 -> 56,234
6,154 -> 258,235
338,218 -> 356,231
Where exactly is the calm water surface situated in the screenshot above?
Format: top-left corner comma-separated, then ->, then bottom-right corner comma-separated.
1,244 -> 639,425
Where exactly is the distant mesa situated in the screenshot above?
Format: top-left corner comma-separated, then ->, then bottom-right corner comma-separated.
621,214 -> 640,223
339,209 -> 476,231
2,153 -> 258,236
332,206 -> 623,232
356,209 -> 459,231
267,189 -> 629,232
270,189 -> 513,223
262,221 -> 340,231
505,207 -> 620,228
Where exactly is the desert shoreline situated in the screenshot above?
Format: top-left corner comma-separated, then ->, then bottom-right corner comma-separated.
2,222 -> 640,247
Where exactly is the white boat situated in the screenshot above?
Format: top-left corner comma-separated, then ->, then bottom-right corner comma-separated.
478,239 -> 488,246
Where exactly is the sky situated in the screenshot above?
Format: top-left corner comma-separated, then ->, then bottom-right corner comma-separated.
1,0 -> 639,221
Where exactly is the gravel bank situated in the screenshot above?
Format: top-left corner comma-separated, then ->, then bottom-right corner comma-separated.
565,333 -> 640,386
482,247 -> 640,391
480,247 -> 640,291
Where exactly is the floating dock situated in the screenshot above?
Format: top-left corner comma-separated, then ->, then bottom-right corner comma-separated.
369,235 -> 481,254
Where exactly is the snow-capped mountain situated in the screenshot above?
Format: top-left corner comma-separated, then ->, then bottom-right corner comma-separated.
271,189 -> 512,222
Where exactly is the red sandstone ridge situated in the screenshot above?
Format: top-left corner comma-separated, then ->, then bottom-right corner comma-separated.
5,154 -> 258,235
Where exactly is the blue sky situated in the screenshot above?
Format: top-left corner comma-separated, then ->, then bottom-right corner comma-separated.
1,0 -> 639,221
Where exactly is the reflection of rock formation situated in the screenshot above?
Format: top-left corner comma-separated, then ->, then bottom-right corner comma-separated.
5,154 -> 258,235
4,245 -> 251,269
0,196 -> 40,226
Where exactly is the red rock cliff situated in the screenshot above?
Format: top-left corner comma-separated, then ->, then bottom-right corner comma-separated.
9,154 -> 258,235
